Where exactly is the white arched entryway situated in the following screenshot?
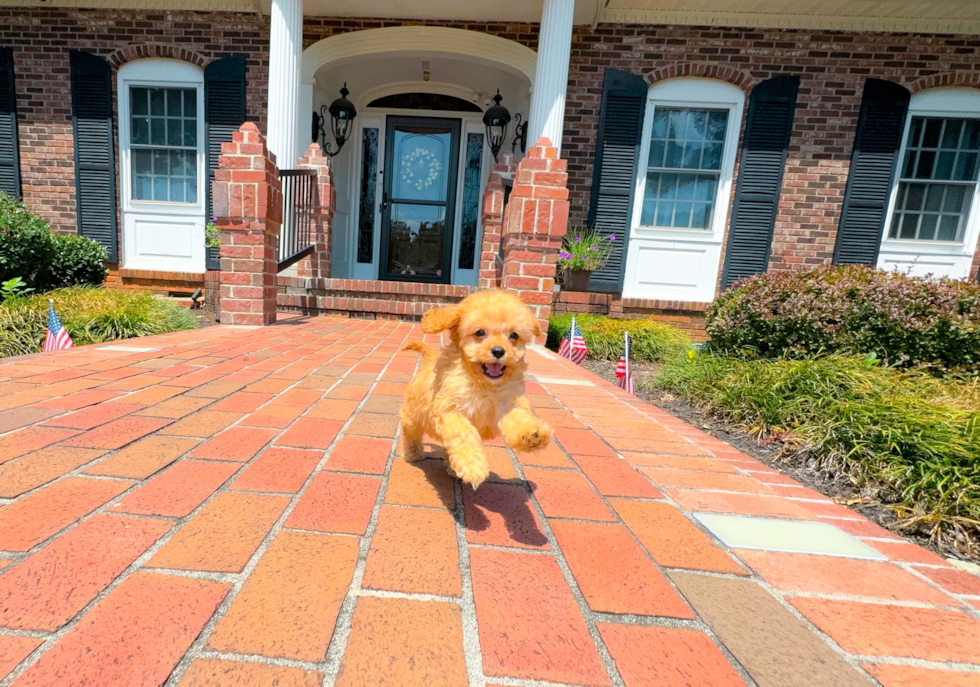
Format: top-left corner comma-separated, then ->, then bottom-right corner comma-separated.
297,27 -> 536,286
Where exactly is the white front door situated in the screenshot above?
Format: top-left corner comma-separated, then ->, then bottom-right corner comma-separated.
623,79 -> 744,302
118,59 -> 206,272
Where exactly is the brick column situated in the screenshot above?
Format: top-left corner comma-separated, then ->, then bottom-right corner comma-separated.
212,122 -> 282,326
478,152 -> 517,289
295,142 -> 334,279
500,137 -> 569,341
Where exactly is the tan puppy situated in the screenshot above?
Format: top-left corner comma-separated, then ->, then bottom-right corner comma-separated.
400,290 -> 553,489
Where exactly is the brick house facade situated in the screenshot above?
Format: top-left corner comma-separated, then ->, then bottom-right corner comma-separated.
1,1 -> 978,333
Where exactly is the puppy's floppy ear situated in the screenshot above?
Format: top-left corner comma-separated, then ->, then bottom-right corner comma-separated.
421,305 -> 461,333
530,317 -> 542,338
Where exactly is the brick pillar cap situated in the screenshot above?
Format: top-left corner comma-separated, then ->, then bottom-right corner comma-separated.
533,137 -> 553,147
241,122 -> 262,134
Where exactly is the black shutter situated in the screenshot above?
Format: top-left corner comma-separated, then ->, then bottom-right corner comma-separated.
833,78 -> 910,266
721,75 -> 799,289
205,55 -> 246,270
70,51 -> 117,262
0,47 -> 21,201
586,68 -> 647,292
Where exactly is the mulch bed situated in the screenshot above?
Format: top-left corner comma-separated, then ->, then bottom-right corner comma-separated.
581,358 -> 977,565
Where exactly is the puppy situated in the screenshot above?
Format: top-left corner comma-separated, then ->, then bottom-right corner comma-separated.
400,289 -> 553,489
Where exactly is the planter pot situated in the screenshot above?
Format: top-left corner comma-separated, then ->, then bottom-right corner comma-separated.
563,269 -> 592,291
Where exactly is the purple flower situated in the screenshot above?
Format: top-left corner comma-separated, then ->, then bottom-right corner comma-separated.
590,244 -> 597,250
574,236 -> 581,243
212,216 -> 218,222
609,235 -> 617,241
559,251 -> 572,259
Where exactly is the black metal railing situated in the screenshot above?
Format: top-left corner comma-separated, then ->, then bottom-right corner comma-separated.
277,168 -> 317,272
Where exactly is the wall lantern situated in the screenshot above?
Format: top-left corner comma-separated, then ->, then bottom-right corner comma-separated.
312,83 -> 357,157
482,90 -> 511,161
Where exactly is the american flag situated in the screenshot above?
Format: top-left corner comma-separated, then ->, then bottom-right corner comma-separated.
616,331 -> 635,395
43,300 -> 74,352
558,317 -> 588,364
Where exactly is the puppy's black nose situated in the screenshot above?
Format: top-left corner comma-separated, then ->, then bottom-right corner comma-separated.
491,346 -> 505,359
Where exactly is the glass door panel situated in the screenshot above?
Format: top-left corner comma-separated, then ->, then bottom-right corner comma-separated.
380,116 -> 461,283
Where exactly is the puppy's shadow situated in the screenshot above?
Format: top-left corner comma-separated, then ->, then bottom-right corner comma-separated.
417,441 -> 548,548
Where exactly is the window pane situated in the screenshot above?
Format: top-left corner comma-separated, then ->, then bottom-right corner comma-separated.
183,90 -> 196,118
150,89 -> 165,116
942,120 -> 963,149
935,151 -> 955,180
648,140 -> 665,167
131,117 -> 149,145
965,120 -> 980,150
905,183 -> 925,211
925,185 -> 945,211
457,133 -> 483,271
357,127 -> 378,263
128,87 -> 199,204
955,152 -> 978,181
151,118 -> 166,145
691,202 -> 709,229
167,118 -> 183,146
915,151 -> 936,178
184,120 -> 196,147
153,177 -> 168,200
938,215 -> 960,241
919,213 -> 939,240
167,90 -> 182,117
664,141 -> 684,168
674,202 -> 693,228
923,118 -> 942,148
643,106 -> 728,230
899,213 -> 918,239
131,88 -> 148,116
701,142 -> 723,170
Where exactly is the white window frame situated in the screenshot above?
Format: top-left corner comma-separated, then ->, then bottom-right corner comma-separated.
624,78 -> 744,302
878,87 -> 980,279
117,59 -> 206,272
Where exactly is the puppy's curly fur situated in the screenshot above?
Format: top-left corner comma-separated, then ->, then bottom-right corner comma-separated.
400,290 -> 553,489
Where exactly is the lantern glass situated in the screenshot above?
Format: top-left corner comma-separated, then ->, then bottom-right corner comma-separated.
482,90 -> 511,160
318,83 -> 358,157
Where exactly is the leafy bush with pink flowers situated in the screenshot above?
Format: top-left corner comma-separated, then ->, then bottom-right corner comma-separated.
706,265 -> 980,375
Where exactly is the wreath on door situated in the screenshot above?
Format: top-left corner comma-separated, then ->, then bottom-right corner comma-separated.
401,147 -> 443,191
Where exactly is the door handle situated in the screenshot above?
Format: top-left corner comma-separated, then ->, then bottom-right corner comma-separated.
380,191 -> 389,213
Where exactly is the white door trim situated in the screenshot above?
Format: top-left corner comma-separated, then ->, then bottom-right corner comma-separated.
118,58 -> 206,273
624,77 -> 744,302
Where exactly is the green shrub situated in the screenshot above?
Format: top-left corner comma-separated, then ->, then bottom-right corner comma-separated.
0,192 -> 107,291
0,287 -> 199,358
547,313 -> 691,362
0,192 -> 58,289
657,352 -> 980,540
706,265 -> 980,375
45,234 -> 108,288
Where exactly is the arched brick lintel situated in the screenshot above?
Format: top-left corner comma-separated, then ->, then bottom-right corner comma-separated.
907,70 -> 980,95
644,62 -> 758,91
106,44 -> 209,69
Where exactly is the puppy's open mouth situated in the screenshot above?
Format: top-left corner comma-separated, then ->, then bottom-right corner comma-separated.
482,362 -> 506,379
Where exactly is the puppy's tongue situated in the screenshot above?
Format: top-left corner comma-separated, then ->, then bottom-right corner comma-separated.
484,363 -> 505,377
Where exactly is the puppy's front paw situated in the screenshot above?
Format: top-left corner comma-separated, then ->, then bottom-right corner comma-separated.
507,421 -> 553,453
453,458 -> 489,490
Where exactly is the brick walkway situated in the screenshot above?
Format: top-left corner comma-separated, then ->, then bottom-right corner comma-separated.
0,316 -> 978,687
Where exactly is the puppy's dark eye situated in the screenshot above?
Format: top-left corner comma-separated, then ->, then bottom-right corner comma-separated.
475,329 -> 486,338
510,332 -> 519,341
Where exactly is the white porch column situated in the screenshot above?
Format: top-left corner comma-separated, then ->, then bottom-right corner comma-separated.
527,0 -> 574,155
267,0 -> 303,168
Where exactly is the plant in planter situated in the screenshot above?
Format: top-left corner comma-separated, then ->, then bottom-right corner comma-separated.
557,228 -> 616,291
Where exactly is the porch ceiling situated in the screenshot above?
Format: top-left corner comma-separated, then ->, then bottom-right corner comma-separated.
3,0 -> 978,33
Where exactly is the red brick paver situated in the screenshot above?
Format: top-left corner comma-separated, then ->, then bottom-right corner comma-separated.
0,317 -> 977,686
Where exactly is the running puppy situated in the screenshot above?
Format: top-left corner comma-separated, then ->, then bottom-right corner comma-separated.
400,290 -> 553,489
